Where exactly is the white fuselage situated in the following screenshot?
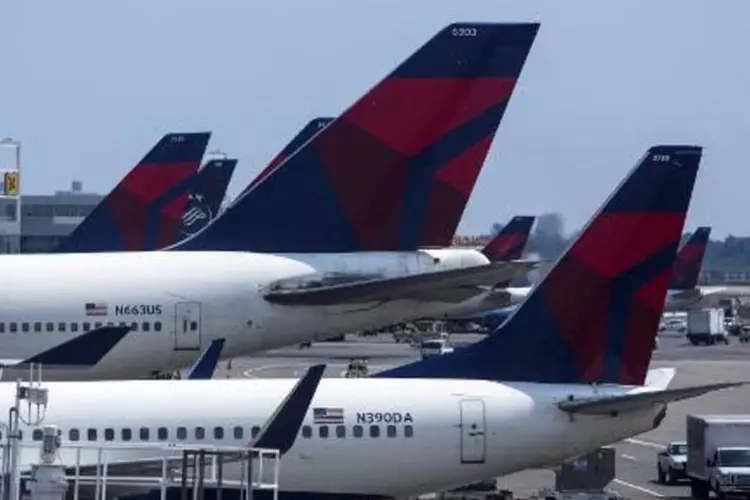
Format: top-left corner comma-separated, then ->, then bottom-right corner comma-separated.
0,249 -> 489,381
6,377 -> 665,498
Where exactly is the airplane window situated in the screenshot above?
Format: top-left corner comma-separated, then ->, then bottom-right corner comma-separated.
95,322 -> 103,329
87,429 -> 97,441
119,322 -> 127,328
69,429 -> 80,441
233,426 -> 243,439
214,427 -> 224,440
139,427 -> 149,441
177,427 -> 187,440
369,425 -> 380,438
18,431 -> 22,441
387,425 -> 397,438
58,322 -> 66,332
33,322 -> 41,333
251,426 -> 260,438
404,425 -> 414,438
336,425 -> 346,438
142,322 -> 150,332
130,322 -> 138,332
319,426 -> 329,439
154,321 -> 162,332
106,322 -> 114,326
195,427 -> 205,440
45,322 -> 53,332
32,429 -> 42,441
0,323 -> 4,333
301,426 -> 312,439
21,323 -> 29,333
104,429 -> 114,441
157,427 -> 168,440
83,322 -> 91,332
122,428 -> 132,441
71,323 -> 79,333
353,425 -> 363,438
9,323 -> 17,333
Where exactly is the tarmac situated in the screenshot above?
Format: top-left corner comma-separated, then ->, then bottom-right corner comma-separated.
211,332 -> 750,500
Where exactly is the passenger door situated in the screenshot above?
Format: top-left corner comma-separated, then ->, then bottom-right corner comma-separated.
173,301 -> 202,351
459,399 -> 486,464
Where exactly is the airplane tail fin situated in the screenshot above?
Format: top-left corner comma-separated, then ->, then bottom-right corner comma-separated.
481,216 -> 536,262
175,23 -> 540,252
53,133 -> 210,253
381,145 -> 703,386
243,117 -> 335,195
13,326 -> 132,367
669,226 -> 711,290
180,159 -> 237,238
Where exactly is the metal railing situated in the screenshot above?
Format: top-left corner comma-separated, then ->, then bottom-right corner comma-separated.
0,440 -> 280,500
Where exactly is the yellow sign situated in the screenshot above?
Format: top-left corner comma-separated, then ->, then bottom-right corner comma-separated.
3,171 -> 18,196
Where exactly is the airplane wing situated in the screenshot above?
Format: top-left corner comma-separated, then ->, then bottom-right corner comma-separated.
263,260 -> 539,306
60,364 -> 327,479
0,326 -> 132,370
558,382 -> 747,416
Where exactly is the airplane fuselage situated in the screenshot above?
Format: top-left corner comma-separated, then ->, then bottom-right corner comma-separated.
6,377 -> 665,499
0,249 -> 489,380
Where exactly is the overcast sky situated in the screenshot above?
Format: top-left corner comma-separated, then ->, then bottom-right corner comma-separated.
1,1 -> 745,237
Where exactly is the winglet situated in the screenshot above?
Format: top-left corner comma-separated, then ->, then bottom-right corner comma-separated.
174,23 -> 540,252
670,226 -> 711,290
17,326 -> 132,366
380,145 -> 702,386
186,338 -> 226,380
252,364 -> 326,455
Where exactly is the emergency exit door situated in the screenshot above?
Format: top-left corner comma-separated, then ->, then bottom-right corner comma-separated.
459,399 -> 487,464
174,302 -> 202,351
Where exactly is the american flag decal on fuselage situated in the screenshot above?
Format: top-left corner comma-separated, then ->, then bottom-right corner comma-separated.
313,407 -> 344,424
85,303 -> 108,316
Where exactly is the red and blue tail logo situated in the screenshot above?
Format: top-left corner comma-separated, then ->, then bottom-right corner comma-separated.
669,226 -> 711,290
176,23 -> 540,253
381,146 -> 703,386
54,132 -> 210,253
242,117 -> 334,196
481,215 -> 535,262
180,158 -> 237,238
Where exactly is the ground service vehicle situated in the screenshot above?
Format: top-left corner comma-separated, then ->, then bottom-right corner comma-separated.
686,414 -> 750,498
419,339 -> 455,359
657,441 -> 688,483
687,309 -> 728,345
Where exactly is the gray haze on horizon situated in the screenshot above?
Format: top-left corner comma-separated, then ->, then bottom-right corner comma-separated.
1,1 -> 745,237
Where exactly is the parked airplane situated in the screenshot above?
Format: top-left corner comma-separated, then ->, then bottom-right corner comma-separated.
0,23 -> 540,381
458,224 -> 723,330
5,144 -> 742,500
53,133 -> 211,253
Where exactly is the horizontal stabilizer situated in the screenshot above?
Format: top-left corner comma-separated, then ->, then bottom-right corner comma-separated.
264,260 -> 538,306
186,338 -> 226,380
558,382 -> 748,416
2,326 -> 132,368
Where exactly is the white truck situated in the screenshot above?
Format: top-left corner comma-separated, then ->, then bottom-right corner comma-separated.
419,339 -> 454,359
686,308 -> 728,346
657,441 -> 688,484
686,414 -> 750,499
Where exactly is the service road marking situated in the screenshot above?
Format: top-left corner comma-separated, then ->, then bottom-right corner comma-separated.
613,479 -> 664,497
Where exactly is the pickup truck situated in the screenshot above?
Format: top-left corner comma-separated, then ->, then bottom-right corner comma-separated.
657,441 -> 688,484
419,339 -> 454,359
